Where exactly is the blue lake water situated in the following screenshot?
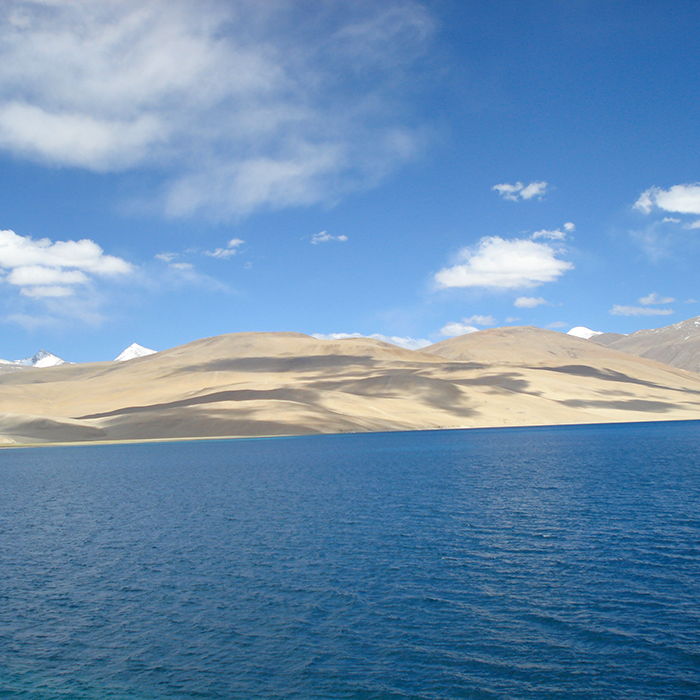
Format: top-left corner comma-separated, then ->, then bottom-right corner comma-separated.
1,421 -> 699,699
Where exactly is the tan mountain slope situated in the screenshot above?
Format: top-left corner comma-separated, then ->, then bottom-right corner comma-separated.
1,328 -> 700,445
592,316 -> 700,374
424,325 -> 644,365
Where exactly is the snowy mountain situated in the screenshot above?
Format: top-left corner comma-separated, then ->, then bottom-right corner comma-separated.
14,350 -> 67,368
114,343 -> 157,362
567,326 -> 603,340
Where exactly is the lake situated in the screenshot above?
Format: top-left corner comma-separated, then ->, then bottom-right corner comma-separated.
1,421 -> 699,699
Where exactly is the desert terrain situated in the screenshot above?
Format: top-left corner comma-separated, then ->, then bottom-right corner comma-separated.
1,326 -> 699,445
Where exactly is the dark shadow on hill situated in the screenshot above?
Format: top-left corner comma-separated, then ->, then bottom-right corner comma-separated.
166,355 -> 382,376
536,365 -> 700,395
76,388 -> 322,419
452,372 -> 537,394
78,370 -> 479,422
427,362 -> 490,372
94,404 -> 421,440
309,371 -> 476,417
559,398 -> 678,412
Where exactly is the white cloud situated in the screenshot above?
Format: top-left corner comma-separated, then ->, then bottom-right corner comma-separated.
634,184 -> 700,215
609,305 -> 674,317
0,228 -> 132,300
639,292 -> 674,305
531,222 -> 574,241
492,181 -> 548,202
0,229 -> 132,275
531,228 -> 566,241
514,296 -> 547,308
505,316 -> 520,323
0,0 -> 434,219
313,332 -> 431,350
434,236 -> 573,290
311,231 -> 348,245
439,314 -> 495,337
546,321 -> 567,328
205,238 -> 244,258
662,217 -> 681,223
0,102 -> 165,171
7,266 -> 89,287
684,220 -> 700,229
439,322 -> 479,337
20,285 -> 76,298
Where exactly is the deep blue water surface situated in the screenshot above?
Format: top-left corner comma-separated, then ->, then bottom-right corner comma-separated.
1,421 -> 699,699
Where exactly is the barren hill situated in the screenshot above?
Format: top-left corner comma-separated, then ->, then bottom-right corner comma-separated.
592,316 -> 700,373
1,328 -> 700,445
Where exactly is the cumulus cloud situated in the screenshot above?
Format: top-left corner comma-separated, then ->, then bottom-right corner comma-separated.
439,322 -> 478,337
311,231 -> 348,245
0,228 -> 132,298
434,236 -> 573,290
492,181 -> 548,202
205,238 -> 244,258
514,296 -> 547,308
312,332 -> 430,350
634,184 -> 700,215
439,314 -> 495,337
609,305 -> 674,317
639,292 -> 674,305
0,0 -> 434,219
531,222 -> 574,241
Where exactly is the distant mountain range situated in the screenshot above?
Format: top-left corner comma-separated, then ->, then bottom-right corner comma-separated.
592,316 -> 700,374
0,343 -> 157,367
1,326 -> 700,445
0,349 -> 67,368
2,314 -> 699,378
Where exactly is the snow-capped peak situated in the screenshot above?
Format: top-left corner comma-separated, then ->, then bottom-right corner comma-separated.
567,326 -> 603,340
15,350 -> 66,368
114,343 -> 157,362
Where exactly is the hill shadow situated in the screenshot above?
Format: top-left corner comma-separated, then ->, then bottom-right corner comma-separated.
558,398 -> 679,412
166,355 -> 381,376
75,388 -> 322,420
536,365 -> 700,395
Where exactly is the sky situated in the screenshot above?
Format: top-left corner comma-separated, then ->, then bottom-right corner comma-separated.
1,0 -> 700,362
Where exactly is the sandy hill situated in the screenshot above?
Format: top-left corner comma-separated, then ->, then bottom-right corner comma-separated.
592,316 -> 700,374
1,328 -> 700,445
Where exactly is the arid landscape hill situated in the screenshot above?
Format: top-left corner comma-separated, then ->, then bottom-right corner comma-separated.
593,316 -> 700,374
1,326 -> 700,445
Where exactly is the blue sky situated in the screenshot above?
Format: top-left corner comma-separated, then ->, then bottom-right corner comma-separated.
1,0 -> 699,362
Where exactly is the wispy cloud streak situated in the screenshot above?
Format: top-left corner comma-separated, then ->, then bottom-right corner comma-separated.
0,0 -> 434,219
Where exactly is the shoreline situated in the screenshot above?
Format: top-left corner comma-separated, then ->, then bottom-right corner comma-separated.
2,416 -> 698,451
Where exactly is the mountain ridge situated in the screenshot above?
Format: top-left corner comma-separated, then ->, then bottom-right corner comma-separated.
592,316 -> 700,373
1,326 -> 699,446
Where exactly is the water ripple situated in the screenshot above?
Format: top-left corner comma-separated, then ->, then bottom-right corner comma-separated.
1,421 -> 699,699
